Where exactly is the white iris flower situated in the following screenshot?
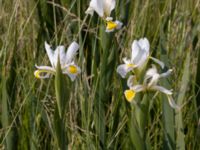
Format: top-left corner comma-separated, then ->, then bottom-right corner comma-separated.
85,0 -> 123,32
34,41 -> 81,81
117,38 -> 164,78
124,65 -> 180,110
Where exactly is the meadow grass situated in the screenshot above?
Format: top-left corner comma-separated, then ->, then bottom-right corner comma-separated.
0,0 -> 200,149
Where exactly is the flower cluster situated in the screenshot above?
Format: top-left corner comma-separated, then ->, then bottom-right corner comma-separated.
117,38 -> 180,109
34,2 -> 179,110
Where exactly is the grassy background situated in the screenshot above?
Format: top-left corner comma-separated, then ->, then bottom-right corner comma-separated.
0,0 -> 200,149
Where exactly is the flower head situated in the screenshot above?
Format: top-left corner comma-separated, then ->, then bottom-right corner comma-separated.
117,38 -> 150,78
85,0 -> 122,32
124,65 -> 180,109
34,41 -> 81,81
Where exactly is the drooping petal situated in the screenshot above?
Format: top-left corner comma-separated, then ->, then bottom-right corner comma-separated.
103,0 -> 116,17
149,56 -> 165,69
117,64 -> 134,78
160,69 -> 173,78
85,0 -> 104,17
115,20 -> 123,29
34,70 -> 51,79
45,42 -> 55,67
105,20 -> 123,32
131,85 -> 145,92
167,95 -> 181,110
34,65 -> 55,79
63,64 -> 81,81
151,85 -> 173,95
35,65 -> 56,72
65,42 -> 79,64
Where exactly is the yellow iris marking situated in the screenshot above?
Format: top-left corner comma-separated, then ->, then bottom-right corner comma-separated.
127,63 -> 135,68
68,65 -> 78,74
34,69 -> 54,78
106,21 -> 117,30
34,70 -> 50,78
34,70 -> 41,78
124,90 -> 136,102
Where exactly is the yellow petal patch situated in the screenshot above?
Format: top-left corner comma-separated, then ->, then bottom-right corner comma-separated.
68,65 -> 78,74
127,63 -> 135,68
106,21 -> 117,30
34,70 -> 41,78
34,70 -> 51,78
124,90 -> 136,102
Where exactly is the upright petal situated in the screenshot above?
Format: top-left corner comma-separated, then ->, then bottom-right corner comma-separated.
127,75 -> 135,88
45,42 -> 54,67
56,46 -> 66,67
103,0 -> 116,17
131,40 -> 140,61
86,0 -> 104,17
66,42 -> 79,64
138,38 -> 150,54
144,65 -> 160,86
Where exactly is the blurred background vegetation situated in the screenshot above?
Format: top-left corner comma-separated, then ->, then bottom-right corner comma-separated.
0,0 -> 200,149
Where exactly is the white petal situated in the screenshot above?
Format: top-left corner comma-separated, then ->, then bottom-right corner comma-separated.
145,65 -> 158,77
115,20 -> 123,29
45,42 -> 54,67
131,40 -> 149,67
85,7 -> 94,15
35,65 -> 55,73
127,75 -> 135,88
167,95 -> 181,110
132,85 -> 145,92
86,0 -> 104,17
57,46 -> 65,67
116,64 -> 133,78
103,0 -> 116,16
151,85 -> 173,95
149,57 -> 165,69
138,38 -> 150,54
131,40 -> 140,61
106,17 -> 113,21
66,41 -> 79,64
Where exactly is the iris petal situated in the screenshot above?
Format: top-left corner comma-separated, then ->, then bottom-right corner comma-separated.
117,64 -> 134,78
86,0 -> 104,17
66,42 -> 79,64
